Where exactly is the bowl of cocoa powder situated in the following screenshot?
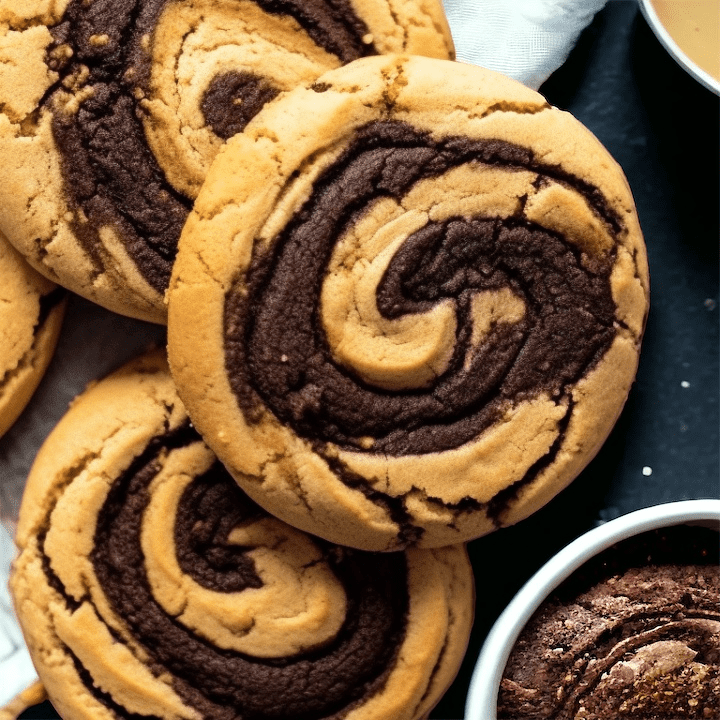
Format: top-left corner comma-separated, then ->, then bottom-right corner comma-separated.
466,499 -> 720,719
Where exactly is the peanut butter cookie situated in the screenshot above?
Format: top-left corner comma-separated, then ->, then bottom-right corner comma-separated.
168,55 -> 649,551
11,350 -> 474,720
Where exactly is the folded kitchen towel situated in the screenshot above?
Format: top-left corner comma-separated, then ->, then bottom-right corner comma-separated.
444,0 -> 609,89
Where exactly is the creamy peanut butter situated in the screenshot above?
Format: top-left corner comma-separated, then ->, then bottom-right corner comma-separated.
651,0 -> 719,81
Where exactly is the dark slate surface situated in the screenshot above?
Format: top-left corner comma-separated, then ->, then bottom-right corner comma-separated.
18,2 -> 719,719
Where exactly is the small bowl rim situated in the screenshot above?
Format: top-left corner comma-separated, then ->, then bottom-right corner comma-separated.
638,0 -> 720,96
465,498 -> 720,719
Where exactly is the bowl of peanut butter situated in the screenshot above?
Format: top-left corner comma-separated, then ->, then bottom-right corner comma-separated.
639,0 -> 720,95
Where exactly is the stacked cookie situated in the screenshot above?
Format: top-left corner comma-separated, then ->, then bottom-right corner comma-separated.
167,54 -> 649,552
0,1 -> 649,718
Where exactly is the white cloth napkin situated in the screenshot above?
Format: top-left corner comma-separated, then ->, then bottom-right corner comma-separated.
0,0 -> 609,709
0,524 -> 37,704
444,0 -> 609,89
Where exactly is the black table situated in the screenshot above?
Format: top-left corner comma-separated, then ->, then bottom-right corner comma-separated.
17,2 -> 720,719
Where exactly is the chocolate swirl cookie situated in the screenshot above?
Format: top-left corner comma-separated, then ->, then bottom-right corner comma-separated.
10,351 -> 474,720
499,524 -> 720,719
0,232 -> 65,440
167,55 -> 649,551
0,1 -> 453,323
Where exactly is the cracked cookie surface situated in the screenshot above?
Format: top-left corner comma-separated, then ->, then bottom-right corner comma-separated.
10,350 -> 474,720
167,55 -> 650,551
0,231 -> 65,440
0,0 -> 453,323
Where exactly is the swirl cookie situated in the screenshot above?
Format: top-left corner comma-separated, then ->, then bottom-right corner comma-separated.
0,1 -> 453,323
499,525 -> 720,718
10,351 -> 474,720
0,232 -> 65,440
167,55 -> 650,552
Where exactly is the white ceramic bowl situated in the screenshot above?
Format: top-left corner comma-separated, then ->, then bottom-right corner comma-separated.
465,498 -> 720,719
638,0 -> 720,95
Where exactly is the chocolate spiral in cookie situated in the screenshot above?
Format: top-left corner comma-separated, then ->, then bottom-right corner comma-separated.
499,525 -> 720,719
168,55 -> 649,550
0,2 -> 452,322
227,121 -> 618,456
46,0 -> 382,296
11,352 -> 474,720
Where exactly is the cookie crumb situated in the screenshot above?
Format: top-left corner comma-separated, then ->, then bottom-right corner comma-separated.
48,44 -> 73,64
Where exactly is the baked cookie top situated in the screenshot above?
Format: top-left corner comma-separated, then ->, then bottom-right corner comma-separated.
0,0 -> 453,323
0,232 -> 65,440
168,55 -> 650,551
11,350 -> 474,720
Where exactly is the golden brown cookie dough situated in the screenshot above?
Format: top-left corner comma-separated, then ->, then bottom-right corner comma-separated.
168,55 -> 650,551
11,350 -> 474,720
0,232 -> 65,441
0,0 -> 453,323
